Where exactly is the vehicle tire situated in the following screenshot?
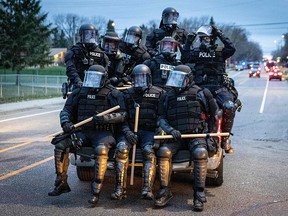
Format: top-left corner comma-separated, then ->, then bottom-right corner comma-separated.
206,153 -> 224,187
280,78 -> 282,81
76,166 -> 95,181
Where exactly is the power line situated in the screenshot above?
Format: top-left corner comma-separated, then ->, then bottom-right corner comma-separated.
236,22 -> 288,27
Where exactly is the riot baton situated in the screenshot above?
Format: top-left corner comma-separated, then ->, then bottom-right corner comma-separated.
154,132 -> 230,140
130,103 -> 140,185
50,105 -> 120,137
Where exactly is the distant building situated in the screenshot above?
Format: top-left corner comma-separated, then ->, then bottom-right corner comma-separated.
49,48 -> 67,66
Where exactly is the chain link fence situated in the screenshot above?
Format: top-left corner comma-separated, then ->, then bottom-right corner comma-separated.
0,74 -> 67,102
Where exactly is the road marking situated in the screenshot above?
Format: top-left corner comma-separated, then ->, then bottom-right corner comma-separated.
0,109 -> 61,123
0,156 -> 54,181
0,141 -> 32,153
259,78 -> 269,113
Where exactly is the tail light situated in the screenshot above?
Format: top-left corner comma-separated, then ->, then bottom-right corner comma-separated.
269,72 -> 274,75
278,72 -> 283,75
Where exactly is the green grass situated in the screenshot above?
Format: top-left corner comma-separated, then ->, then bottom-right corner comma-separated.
0,66 -> 66,76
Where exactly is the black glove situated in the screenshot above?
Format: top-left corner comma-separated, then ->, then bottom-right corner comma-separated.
170,129 -> 182,141
62,122 -> 74,133
212,25 -> 222,37
70,133 -> 83,150
76,81 -> 83,88
126,131 -> 138,145
93,115 -> 105,124
186,32 -> 197,45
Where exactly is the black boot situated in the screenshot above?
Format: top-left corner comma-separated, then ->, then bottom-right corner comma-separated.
111,159 -> 128,200
48,149 -> 71,196
221,137 -> 234,154
141,158 -> 156,200
222,103 -> 236,154
154,158 -> 173,207
88,181 -> 101,205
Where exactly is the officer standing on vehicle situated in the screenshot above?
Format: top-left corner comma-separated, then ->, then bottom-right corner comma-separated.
110,64 -> 166,201
119,26 -> 151,78
154,65 -> 219,211
145,7 -> 187,57
182,25 -> 239,154
100,31 -> 126,87
48,65 -> 127,206
65,24 -> 109,91
144,36 -> 181,90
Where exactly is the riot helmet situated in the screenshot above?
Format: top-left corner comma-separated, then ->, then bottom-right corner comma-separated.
83,65 -> 107,88
161,7 -> 179,27
196,25 -> 216,50
131,64 -> 152,93
79,24 -> 99,48
159,36 -> 179,59
166,65 -> 192,92
124,26 -> 142,48
101,31 -> 121,55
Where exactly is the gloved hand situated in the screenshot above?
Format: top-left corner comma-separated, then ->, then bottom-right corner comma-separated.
93,115 -> 105,124
76,81 -> 83,88
186,32 -> 197,45
212,25 -> 223,36
125,131 -> 138,145
70,133 -> 83,150
170,129 -> 182,141
62,122 -> 74,133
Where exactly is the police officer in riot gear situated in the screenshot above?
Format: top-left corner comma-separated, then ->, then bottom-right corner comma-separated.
154,65 -> 219,211
182,25 -> 239,154
64,24 -> 109,92
48,65 -> 127,206
110,64 -> 166,201
145,7 -> 187,57
119,26 -> 151,78
100,31 -> 126,87
144,36 -> 181,90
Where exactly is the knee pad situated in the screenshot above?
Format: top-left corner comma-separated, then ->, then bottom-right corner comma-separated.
192,147 -> 208,160
115,142 -> 129,160
142,144 -> 155,161
157,146 -> 172,159
223,101 -> 236,119
94,144 -> 109,156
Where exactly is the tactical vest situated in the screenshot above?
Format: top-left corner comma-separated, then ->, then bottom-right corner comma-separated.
192,48 -> 225,85
77,86 -> 113,130
125,86 -> 162,131
166,86 -> 206,133
154,27 -> 186,45
71,44 -> 106,81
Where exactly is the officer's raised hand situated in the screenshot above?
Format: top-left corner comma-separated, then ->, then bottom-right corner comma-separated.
170,129 -> 182,141
62,122 -> 74,133
125,131 -> 138,145
211,25 -> 223,37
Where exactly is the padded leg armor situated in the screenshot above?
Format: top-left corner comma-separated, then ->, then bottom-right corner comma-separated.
88,144 -> 109,205
154,146 -> 173,207
192,147 -> 208,212
48,149 -> 71,196
111,142 -> 129,200
222,101 -> 236,153
141,145 -> 156,200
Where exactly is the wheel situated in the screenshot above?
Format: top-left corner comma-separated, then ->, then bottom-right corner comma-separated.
280,78 -> 282,81
206,152 -> 224,187
76,166 -> 95,181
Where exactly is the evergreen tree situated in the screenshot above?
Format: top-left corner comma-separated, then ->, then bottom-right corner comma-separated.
107,20 -> 115,32
0,0 -> 55,79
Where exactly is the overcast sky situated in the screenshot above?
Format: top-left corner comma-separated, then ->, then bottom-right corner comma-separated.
40,0 -> 288,56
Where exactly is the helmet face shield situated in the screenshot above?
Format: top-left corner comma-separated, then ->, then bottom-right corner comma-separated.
133,73 -> 148,89
83,71 -> 104,88
103,38 -> 118,54
162,12 -> 179,25
82,29 -> 97,44
196,25 -> 213,37
166,70 -> 188,88
124,33 -> 140,46
160,41 -> 177,54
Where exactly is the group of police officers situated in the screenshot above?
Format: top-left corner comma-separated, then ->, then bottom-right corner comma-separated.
49,7 -> 241,212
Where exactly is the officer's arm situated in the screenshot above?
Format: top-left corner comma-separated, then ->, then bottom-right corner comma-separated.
157,95 -> 174,134
217,33 -> 236,59
198,88 -> 219,117
64,50 -> 82,84
145,31 -> 157,56
59,90 -> 79,126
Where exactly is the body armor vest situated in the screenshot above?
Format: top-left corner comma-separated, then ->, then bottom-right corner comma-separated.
166,86 -> 205,133
125,86 -> 162,131
192,48 -> 225,85
154,27 -> 186,45
77,86 -> 113,129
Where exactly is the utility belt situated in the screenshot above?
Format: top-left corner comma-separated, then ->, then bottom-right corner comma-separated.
195,75 -> 224,85
82,124 -> 111,132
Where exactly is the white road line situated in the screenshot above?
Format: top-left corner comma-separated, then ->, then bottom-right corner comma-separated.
0,109 -> 61,123
259,78 -> 269,114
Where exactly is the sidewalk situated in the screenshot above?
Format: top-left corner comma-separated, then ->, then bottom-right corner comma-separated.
0,97 -> 65,115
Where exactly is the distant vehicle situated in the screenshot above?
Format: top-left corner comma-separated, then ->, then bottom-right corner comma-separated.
265,61 -> 276,73
235,63 -> 245,71
249,64 -> 261,78
269,66 -> 282,81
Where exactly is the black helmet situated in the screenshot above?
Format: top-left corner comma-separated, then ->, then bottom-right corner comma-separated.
159,36 -> 179,59
166,65 -> 192,92
161,7 -> 179,26
83,65 -> 107,88
101,31 -> 121,54
124,26 -> 142,48
79,24 -> 99,47
131,64 -> 152,93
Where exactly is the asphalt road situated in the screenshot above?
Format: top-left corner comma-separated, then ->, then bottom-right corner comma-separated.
1,66 -> 288,216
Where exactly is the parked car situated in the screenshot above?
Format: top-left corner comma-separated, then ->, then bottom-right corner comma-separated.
249,64 -> 261,78
235,63 -> 245,71
269,66 -> 282,81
